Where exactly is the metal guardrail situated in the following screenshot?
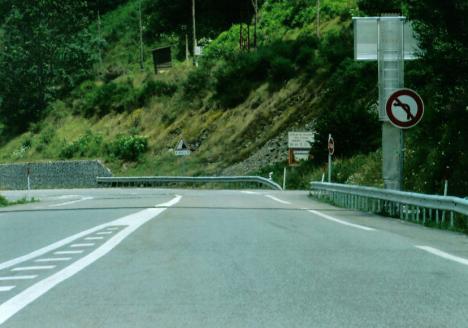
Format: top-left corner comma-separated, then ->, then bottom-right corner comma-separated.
97,176 -> 283,191
310,182 -> 468,229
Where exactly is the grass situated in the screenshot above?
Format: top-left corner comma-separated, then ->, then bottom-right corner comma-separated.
0,195 -> 37,207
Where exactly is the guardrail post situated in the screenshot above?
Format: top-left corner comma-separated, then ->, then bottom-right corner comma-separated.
450,211 -> 454,228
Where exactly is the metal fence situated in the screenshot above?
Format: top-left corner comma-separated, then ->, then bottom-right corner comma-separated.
310,182 -> 468,230
97,176 -> 283,191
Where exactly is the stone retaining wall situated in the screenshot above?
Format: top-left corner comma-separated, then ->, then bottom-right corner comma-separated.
0,160 -> 112,190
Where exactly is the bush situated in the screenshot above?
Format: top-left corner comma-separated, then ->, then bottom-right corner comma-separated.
108,135 -> 148,161
59,131 -> 104,159
0,195 -> 8,207
138,79 -> 177,105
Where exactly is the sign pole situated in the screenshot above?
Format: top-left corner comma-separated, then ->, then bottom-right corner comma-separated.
328,153 -> 332,183
282,167 -> 287,190
327,134 -> 334,183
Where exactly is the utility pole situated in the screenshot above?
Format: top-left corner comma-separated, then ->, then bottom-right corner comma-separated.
192,0 -> 197,66
316,0 -> 320,38
97,9 -> 103,74
138,0 -> 144,71
252,0 -> 258,48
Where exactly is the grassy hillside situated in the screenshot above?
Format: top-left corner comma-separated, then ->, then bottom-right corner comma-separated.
0,0 -> 384,189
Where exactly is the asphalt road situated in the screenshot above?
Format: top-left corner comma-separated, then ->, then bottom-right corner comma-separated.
1,188 -> 468,327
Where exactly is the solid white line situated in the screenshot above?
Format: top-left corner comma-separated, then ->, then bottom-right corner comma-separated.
308,210 -> 375,231
48,196 -> 93,208
12,266 -> 55,272
0,276 -> 37,281
70,243 -> 94,248
84,237 -> 104,241
415,246 -> 468,266
265,195 -> 291,205
96,231 -> 113,235
0,195 -> 182,325
34,258 -> 71,263
54,251 -> 83,255
0,286 -> 15,292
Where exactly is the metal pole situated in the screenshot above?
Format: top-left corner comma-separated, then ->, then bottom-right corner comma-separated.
328,153 -> 332,183
316,0 -> 320,38
138,0 -> 144,71
444,180 -> 448,196
97,10 -> 103,74
283,167 -> 287,190
185,32 -> 189,62
192,0 -> 197,66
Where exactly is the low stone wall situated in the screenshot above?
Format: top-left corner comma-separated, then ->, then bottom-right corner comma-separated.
0,160 -> 112,190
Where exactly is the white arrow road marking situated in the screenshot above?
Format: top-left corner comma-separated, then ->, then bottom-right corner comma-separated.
48,196 -> 94,208
265,195 -> 291,205
308,210 -> 375,231
54,251 -> 83,255
0,286 -> 15,292
415,246 -> 468,266
34,258 -> 71,263
0,195 -> 182,325
11,266 -> 56,272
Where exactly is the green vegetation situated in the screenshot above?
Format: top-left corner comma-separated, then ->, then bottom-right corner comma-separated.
0,0 -> 466,196
0,194 -> 37,207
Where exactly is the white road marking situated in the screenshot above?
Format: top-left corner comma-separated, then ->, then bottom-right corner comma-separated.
0,195 -> 182,325
96,231 -> 113,235
54,251 -> 83,255
265,195 -> 291,205
0,276 -> 37,281
241,191 -> 259,195
308,210 -> 375,231
70,243 -> 94,248
0,286 -> 15,292
84,237 -> 104,241
48,196 -> 93,208
415,246 -> 468,266
12,266 -> 55,272
34,258 -> 71,263
106,227 -> 120,231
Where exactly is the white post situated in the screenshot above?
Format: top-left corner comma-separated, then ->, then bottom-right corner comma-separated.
282,167 -> 287,190
443,180 -> 448,196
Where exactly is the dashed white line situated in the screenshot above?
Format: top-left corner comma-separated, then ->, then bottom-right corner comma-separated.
54,251 -> 83,255
0,286 -> 15,292
96,232 -> 113,235
0,276 -> 37,281
0,195 -> 182,325
106,227 -> 120,231
85,237 -> 104,241
12,266 -> 56,272
265,195 -> 291,205
34,258 -> 71,263
70,243 -> 95,248
308,210 -> 375,231
415,246 -> 468,266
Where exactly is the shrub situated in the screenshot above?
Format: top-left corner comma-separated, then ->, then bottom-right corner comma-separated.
108,135 -> 148,161
0,195 -> 8,207
138,79 -> 177,105
59,131 -> 104,159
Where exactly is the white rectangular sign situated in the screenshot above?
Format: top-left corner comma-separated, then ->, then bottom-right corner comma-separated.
288,132 -> 315,149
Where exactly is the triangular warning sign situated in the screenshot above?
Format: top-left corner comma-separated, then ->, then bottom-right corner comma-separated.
175,139 -> 189,151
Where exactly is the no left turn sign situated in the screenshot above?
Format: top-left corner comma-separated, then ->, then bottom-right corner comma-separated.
386,89 -> 424,129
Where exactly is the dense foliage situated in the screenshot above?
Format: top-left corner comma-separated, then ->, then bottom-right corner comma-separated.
0,0 -> 96,135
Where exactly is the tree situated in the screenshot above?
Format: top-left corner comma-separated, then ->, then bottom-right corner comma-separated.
0,0 -> 95,134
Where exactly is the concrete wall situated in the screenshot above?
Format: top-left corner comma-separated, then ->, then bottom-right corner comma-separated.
0,160 -> 112,190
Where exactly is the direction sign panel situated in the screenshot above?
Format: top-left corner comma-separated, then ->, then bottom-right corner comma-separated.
288,132 -> 315,149
328,135 -> 335,155
386,89 -> 424,129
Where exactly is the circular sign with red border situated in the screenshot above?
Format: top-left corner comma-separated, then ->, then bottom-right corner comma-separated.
328,135 -> 335,155
386,89 -> 424,129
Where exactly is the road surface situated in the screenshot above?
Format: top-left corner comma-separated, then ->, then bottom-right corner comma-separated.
1,188 -> 468,327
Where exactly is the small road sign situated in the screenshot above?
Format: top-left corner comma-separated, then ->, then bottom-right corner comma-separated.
386,89 -> 424,129
328,135 -> 335,156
